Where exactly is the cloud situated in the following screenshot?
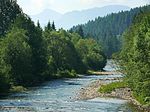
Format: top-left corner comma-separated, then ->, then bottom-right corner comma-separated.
18,0 -> 55,15
17,0 -> 149,15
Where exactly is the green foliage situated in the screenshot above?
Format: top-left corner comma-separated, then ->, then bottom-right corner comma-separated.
12,14 -> 47,81
71,5 -> 150,57
0,74 -> 10,93
52,21 -> 56,31
10,86 -> 27,93
120,12 -> 150,105
44,21 -> 56,31
0,0 -> 22,36
76,39 -> 106,70
99,81 -> 127,93
43,30 -> 87,75
0,1 -> 107,94
0,28 -> 33,86
76,25 -> 84,38
56,69 -> 77,78
37,20 -> 42,29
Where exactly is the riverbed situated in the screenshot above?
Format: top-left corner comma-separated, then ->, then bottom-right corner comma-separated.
0,60 -> 138,112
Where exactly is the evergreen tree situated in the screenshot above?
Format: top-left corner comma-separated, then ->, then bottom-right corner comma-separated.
52,21 -> 56,31
12,14 -> 47,82
0,0 -> 107,93
77,25 -> 84,38
45,21 -> 52,31
71,5 -> 150,57
120,12 -> 150,105
0,0 -> 22,36
37,20 -> 41,28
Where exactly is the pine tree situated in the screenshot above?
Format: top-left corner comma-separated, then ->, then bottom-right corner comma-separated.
45,21 -> 52,31
71,5 -> 150,57
77,26 -> 84,38
52,21 -> 56,31
37,20 -> 41,28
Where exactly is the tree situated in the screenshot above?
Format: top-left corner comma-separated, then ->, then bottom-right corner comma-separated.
76,39 -> 106,70
43,30 -> 87,76
0,28 -> 33,86
0,0 -> 22,36
76,25 -> 84,38
12,14 -> 47,81
120,12 -> 150,104
52,21 -> 56,31
71,5 -> 150,57
37,20 -> 41,28
45,21 -> 52,31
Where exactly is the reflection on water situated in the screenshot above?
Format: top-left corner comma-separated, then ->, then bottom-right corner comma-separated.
0,60 -> 137,112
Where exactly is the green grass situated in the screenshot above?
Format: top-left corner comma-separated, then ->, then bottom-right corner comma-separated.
133,92 -> 150,106
87,70 -> 95,75
99,81 -> 127,93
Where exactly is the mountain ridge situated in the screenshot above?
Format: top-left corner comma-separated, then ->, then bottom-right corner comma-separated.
30,5 -> 130,29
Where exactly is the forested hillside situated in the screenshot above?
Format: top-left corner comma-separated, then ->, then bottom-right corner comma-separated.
0,0 -> 106,93
0,0 -> 22,36
119,12 -> 150,105
70,5 -> 150,57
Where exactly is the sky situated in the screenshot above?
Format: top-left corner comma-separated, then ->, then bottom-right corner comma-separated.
17,0 -> 150,15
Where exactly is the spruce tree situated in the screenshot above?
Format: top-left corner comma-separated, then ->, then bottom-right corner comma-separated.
52,21 -> 56,31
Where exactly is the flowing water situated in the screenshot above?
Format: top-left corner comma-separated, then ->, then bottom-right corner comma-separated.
0,60 -> 138,112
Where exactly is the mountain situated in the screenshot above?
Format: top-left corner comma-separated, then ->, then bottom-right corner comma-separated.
31,9 -> 62,27
30,5 -> 130,29
57,5 -> 130,29
71,5 -> 150,57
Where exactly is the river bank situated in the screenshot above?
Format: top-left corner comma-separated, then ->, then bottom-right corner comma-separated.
0,60 -> 143,112
76,78 -> 150,112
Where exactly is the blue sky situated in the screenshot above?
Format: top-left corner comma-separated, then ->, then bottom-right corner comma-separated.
18,0 -> 149,15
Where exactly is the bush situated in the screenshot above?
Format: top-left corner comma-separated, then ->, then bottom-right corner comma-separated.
10,86 -> 27,93
99,81 -> 127,93
56,69 -> 77,78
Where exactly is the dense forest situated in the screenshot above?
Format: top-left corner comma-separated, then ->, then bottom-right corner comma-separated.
70,5 -> 150,57
119,12 -> 150,105
71,3 -> 150,106
0,0 -> 150,107
0,0 -> 106,93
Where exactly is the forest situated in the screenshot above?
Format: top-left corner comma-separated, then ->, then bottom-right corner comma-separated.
0,0 -> 106,93
0,0 -> 150,107
71,4 -> 150,105
71,5 -> 150,57
119,12 -> 150,105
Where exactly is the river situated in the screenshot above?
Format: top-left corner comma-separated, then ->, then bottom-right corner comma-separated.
0,60 -> 137,112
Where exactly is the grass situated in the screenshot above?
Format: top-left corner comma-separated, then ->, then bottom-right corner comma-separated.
10,86 -> 27,93
133,92 -> 150,106
56,69 -> 78,78
99,81 -> 127,93
99,81 -> 150,107
87,70 -> 103,75
87,70 -> 96,75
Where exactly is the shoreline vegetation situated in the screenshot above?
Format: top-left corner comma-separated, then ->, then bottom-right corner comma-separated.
76,71 -> 150,112
0,0 -> 107,94
0,1 -> 150,111
88,70 -> 122,75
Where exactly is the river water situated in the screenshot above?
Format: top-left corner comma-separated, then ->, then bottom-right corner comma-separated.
0,60 -> 137,112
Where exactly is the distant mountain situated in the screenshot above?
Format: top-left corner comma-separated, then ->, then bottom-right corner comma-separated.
31,9 -> 62,27
31,5 -> 130,29
57,5 -> 130,29
71,5 -> 150,57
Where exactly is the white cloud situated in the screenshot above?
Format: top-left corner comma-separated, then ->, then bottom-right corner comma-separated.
17,0 -> 149,15
18,0 -> 55,15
